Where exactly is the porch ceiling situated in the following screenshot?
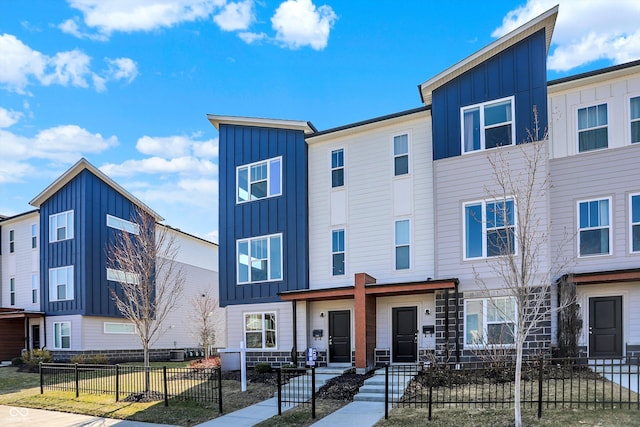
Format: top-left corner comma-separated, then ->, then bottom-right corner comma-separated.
568,268 -> 640,285
0,309 -> 45,320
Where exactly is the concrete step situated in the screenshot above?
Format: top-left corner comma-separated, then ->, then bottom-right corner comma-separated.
592,364 -> 639,374
352,366 -> 419,403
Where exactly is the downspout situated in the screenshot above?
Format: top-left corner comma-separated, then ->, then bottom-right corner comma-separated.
43,316 -> 47,350
454,281 -> 460,363
291,300 -> 298,365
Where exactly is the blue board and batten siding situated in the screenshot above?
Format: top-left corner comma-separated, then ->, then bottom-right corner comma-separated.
432,29 -> 548,160
40,169 -> 139,317
218,124 -> 309,307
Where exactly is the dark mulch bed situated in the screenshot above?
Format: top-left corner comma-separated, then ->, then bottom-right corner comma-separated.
122,391 -> 165,402
221,369 -> 279,387
317,372 -> 374,401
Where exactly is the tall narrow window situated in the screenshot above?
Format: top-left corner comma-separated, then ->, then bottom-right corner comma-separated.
31,224 -> 38,248
9,230 -> 15,253
631,96 -> 640,144
464,199 -> 515,259
237,234 -> 282,284
332,229 -> 345,276
237,157 -> 282,203
49,265 -> 74,301
32,274 -> 38,304
578,198 -> 610,256
462,97 -> 514,153
393,134 -> 409,175
331,149 -> 344,188
630,194 -> 640,253
53,322 -> 71,349
578,104 -> 608,152
10,278 -> 15,305
245,313 -> 276,349
49,211 -> 74,242
395,219 -> 410,270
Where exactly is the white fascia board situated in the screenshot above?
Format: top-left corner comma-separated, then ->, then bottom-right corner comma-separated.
207,114 -> 316,134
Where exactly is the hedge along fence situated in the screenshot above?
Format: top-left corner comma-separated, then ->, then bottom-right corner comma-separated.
40,363 -> 223,412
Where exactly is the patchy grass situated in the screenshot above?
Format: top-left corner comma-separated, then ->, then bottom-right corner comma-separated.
0,367 -> 39,394
255,399 -> 347,427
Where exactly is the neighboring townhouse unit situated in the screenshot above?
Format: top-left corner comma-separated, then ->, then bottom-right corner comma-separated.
210,6 -> 639,371
0,158 -> 223,362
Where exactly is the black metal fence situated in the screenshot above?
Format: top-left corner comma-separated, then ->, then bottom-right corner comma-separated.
40,363 -> 223,412
385,358 -> 640,420
277,366 -> 316,419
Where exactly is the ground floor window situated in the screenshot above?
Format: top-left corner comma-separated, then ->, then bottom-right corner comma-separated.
244,312 -> 276,349
53,322 -> 71,349
465,297 -> 516,347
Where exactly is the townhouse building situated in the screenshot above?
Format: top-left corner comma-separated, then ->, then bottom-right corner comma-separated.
0,158 -> 224,362
210,6 -> 639,371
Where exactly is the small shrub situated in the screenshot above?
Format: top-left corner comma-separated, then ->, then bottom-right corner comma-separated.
70,353 -> 110,364
11,357 -> 23,366
280,363 -> 297,369
70,354 -> 87,364
255,362 -> 272,373
23,349 -> 52,365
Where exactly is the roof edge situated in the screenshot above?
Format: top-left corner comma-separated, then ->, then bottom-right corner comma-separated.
207,114 -> 316,134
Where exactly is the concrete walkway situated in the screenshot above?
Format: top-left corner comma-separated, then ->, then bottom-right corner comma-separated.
309,401 -> 388,427
0,405 -> 180,427
194,397 -> 281,427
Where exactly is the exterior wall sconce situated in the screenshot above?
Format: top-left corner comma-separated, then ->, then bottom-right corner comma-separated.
320,312 -> 325,318
424,309 -> 431,315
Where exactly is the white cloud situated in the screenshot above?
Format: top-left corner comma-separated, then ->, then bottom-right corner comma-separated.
271,0 -> 337,50
100,156 -> 217,177
193,139 -> 218,158
0,34 -> 138,93
493,0 -> 640,72
238,31 -> 266,44
0,107 -> 23,128
59,17 -> 108,41
64,0 -> 225,39
214,0 -> 255,31
136,135 -> 218,158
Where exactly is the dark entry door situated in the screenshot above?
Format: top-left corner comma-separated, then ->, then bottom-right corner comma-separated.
393,306 -> 417,363
589,296 -> 622,358
329,310 -> 351,363
32,325 -> 40,349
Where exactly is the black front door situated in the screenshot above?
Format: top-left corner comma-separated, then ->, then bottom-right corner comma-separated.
589,296 -> 622,358
32,325 -> 40,349
393,306 -> 417,363
329,310 -> 351,363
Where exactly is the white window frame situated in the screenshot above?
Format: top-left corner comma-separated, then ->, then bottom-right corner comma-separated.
331,228 -> 345,276
630,95 -> 640,144
106,268 -> 140,285
577,103 -> 608,152
630,193 -> 640,253
106,214 -> 139,234
10,277 -> 15,306
31,224 -> 38,249
9,229 -> 15,253
393,133 -> 410,176
236,157 -> 282,203
331,148 -> 345,188
463,198 -> 516,260
244,312 -> 277,349
236,233 -> 283,284
53,321 -> 71,349
32,274 -> 38,304
49,265 -> 74,301
394,219 -> 411,270
49,210 -> 74,242
464,297 -> 517,348
461,96 -> 515,153
577,197 -> 612,258
104,322 -> 136,334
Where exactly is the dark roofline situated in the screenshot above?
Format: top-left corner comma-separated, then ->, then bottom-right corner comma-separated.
548,59 -> 640,87
0,209 -> 39,223
307,105 -> 431,139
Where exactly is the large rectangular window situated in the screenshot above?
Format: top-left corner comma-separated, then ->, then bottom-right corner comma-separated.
331,149 -> 344,188
244,313 -> 276,349
31,224 -> 38,248
237,234 -> 282,284
49,210 -> 74,242
53,322 -> 71,349
106,214 -> 139,234
106,268 -> 140,284
465,297 -> 516,347
630,194 -> 640,253
395,219 -> 410,270
10,278 -> 15,305
9,230 -> 15,253
104,322 -> 136,334
578,198 -> 611,256
332,229 -> 345,276
32,274 -> 38,304
462,97 -> 514,153
464,199 -> 515,259
393,134 -> 409,176
237,157 -> 282,203
631,96 -> 640,144
578,103 -> 608,152
49,266 -> 74,301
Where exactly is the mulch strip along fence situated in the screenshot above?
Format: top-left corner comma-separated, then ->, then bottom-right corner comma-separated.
40,363 -> 223,412
385,358 -> 640,420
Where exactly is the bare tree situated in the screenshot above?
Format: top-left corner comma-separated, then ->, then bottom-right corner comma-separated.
106,207 -> 185,373
190,290 -> 218,357
472,109 -> 571,427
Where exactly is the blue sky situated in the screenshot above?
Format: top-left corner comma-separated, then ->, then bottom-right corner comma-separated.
1,0 -> 639,242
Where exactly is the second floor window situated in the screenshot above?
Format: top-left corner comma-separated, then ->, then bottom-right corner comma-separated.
31,224 -> 38,248
462,97 -> 514,153
49,210 -> 74,242
332,229 -> 345,276
578,198 -> 610,256
9,230 -> 15,253
395,219 -> 411,270
237,234 -> 282,284
49,265 -> 74,301
237,157 -> 282,203
630,194 -> 640,253
393,134 -> 409,176
578,103 -> 608,152
631,96 -> 640,144
331,149 -> 344,188
465,199 -> 515,259
32,274 -> 38,304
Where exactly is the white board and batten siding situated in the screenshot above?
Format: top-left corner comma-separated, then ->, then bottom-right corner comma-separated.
307,110 -> 435,288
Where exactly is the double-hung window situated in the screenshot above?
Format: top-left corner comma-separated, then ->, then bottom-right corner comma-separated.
462,97 -> 514,153
578,198 -> 611,256
49,265 -> 74,301
53,322 -> 71,349
464,199 -> 515,259
631,96 -> 640,144
630,194 -> 640,253
578,103 -> 608,152
32,274 -> 38,304
393,134 -> 409,176
237,234 -> 282,284
10,278 -> 15,305
465,297 -> 516,347
49,210 -> 74,242
237,157 -> 282,203
331,149 -> 344,188
245,312 -> 276,349
395,219 -> 410,270
31,224 -> 38,248
9,230 -> 15,253
332,229 -> 345,276
106,214 -> 139,234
